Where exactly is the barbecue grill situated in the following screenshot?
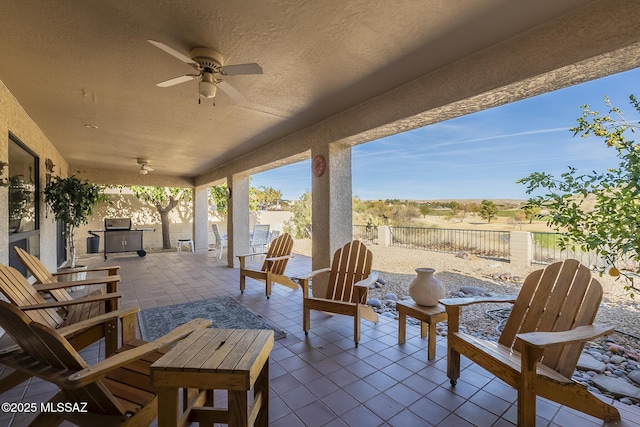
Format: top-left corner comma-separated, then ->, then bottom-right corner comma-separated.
101,218 -> 148,260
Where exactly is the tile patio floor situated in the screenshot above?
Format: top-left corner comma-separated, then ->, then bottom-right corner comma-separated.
1,249 -> 639,426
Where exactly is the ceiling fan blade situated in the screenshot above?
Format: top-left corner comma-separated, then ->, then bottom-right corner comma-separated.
156,74 -> 199,87
148,39 -> 199,67
219,63 -> 263,75
216,81 -> 246,101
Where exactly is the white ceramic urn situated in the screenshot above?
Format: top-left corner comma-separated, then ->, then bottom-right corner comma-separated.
408,268 -> 445,306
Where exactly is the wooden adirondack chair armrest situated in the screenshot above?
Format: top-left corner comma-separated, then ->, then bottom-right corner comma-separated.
265,254 -> 295,263
55,307 -> 140,337
33,275 -> 121,292
354,271 -> 379,302
439,295 -> 518,308
297,268 -> 332,297
66,318 -> 212,387
20,292 -> 123,311
441,295 -> 517,334
516,324 -> 615,349
297,268 -> 331,282
238,251 -> 267,259
53,265 -> 120,276
0,307 -> 140,356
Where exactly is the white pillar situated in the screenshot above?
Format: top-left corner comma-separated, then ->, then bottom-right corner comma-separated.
228,174 -> 250,267
192,185 -> 209,252
378,226 -> 392,247
510,231 -> 532,266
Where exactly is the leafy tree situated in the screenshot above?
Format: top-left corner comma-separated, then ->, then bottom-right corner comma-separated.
284,191 -> 312,238
209,184 -> 230,218
254,185 -> 282,209
522,199 -> 542,224
419,203 -> 432,217
478,200 -> 498,223
209,182 -> 263,219
518,95 -> 640,295
130,186 -> 192,249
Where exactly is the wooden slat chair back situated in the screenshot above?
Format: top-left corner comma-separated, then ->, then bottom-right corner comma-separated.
0,263 -> 135,396
0,301 -> 210,426
15,246 -> 122,321
441,259 -> 620,425
239,233 -> 297,298
0,302 -> 128,415
14,246 -> 68,302
14,246 -> 121,309
325,240 -> 373,304
499,260 -> 601,377
260,232 -> 294,275
300,240 -> 379,346
0,264 -> 65,328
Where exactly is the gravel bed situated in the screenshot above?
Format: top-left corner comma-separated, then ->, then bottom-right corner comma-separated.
293,239 -> 640,351
366,245 -> 640,351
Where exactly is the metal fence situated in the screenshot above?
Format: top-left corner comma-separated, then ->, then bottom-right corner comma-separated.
531,232 -> 640,270
352,224 -> 378,244
387,226 -> 510,260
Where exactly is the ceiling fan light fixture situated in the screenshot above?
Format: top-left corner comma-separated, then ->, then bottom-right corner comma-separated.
199,73 -> 217,98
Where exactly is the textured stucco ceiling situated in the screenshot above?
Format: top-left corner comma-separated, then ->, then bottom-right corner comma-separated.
0,0 -> 628,184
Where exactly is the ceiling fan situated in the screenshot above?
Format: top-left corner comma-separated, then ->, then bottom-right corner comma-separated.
148,39 -> 262,102
137,158 -> 154,175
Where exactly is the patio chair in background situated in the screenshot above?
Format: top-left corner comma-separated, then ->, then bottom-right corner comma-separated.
440,259 -> 620,426
299,240 -> 379,347
250,224 -> 270,254
0,300 -> 210,426
0,264 -> 138,394
238,233 -> 298,299
211,223 -> 228,260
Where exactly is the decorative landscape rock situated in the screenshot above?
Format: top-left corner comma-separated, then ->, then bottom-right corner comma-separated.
591,374 -> 640,398
577,353 -> 606,373
459,285 -> 486,296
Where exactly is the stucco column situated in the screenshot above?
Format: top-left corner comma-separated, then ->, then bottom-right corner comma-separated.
510,231 -> 532,266
228,174 -> 250,267
192,185 -> 209,252
311,143 -> 352,296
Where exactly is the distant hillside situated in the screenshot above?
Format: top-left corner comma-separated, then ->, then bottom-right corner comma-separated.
362,198 -> 527,208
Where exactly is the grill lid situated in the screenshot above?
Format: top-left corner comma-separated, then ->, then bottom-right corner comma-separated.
104,218 -> 132,230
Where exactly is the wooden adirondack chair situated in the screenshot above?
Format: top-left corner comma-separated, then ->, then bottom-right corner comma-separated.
0,300 -> 210,426
238,233 -> 298,298
299,240 -> 379,347
0,264 -> 137,394
440,259 -> 620,426
14,246 -> 121,313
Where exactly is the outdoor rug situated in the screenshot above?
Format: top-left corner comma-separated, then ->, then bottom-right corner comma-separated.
138,296 -> 286,341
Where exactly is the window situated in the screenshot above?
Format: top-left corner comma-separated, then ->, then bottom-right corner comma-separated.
8,134 -> 39,276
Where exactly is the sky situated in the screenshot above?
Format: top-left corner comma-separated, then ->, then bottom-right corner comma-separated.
251,67 -> 640,201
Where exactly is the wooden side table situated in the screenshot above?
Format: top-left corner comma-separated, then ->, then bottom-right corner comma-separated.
151,328 -> 274,427
397,300 -> 447,360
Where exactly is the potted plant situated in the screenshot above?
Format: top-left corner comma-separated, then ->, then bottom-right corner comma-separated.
44,174 -> 107,268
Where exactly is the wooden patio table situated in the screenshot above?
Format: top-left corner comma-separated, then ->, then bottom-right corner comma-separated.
397,300 -> 447,360
151,328 -> 274,427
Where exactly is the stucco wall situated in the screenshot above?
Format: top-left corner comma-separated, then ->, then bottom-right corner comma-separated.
74,192 -> 293,256
0,81 -> 67,270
